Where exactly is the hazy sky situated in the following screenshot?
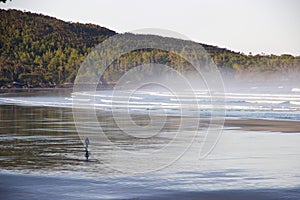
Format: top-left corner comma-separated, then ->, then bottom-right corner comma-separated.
1,0 -> 299,55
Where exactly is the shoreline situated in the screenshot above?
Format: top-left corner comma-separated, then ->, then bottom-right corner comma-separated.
0,83 -> 115,90
224,118 -> 300,133
0,102 -> 299,133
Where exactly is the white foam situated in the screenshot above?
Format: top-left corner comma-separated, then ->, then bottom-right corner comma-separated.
2,89 -> 300,120
290,101 -> 300,105
291,88 -> 300,92
245,100 -> 287,104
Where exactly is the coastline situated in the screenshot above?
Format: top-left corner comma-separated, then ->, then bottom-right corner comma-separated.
0,83 -> 115,90
0,95 -> 299,133
224,118 -> 300,133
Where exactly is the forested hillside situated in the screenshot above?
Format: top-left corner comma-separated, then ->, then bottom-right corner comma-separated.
0,9 -> 299,88
0,9 -> 115,87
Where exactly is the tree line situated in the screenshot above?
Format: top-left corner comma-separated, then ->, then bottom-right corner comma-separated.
0,9 -> 299,88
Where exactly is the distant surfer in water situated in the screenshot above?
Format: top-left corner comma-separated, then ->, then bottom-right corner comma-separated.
85,137 -> 90,161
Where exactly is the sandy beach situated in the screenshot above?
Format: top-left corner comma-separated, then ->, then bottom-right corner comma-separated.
1,117 -> 300,199
1,103 -> 300,199
225,118 -> 300,133
0,172 -> 299,200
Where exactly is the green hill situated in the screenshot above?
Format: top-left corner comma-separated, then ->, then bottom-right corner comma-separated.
0,9 -> 299,88
0,9 -> 115,87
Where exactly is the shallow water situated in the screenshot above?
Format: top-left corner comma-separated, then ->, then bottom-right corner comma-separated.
0,89 -> 300,199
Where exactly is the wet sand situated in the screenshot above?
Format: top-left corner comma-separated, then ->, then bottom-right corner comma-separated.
1,104 -> 300,200
224,118 -> 300,133
1,173 -> 299,200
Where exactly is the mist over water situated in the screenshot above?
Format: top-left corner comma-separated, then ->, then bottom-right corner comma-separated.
1,79 -> 300,121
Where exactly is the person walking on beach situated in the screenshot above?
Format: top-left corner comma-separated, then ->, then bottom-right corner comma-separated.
85,137 -> 90,161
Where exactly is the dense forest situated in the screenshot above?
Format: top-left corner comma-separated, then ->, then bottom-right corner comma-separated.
0,9 -> 115,88
0,9 -> 299,88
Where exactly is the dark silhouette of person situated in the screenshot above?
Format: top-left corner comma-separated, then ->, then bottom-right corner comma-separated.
84,137 -> 90,161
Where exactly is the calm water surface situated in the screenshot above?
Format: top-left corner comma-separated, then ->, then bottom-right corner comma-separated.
0,89 -> 300,199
